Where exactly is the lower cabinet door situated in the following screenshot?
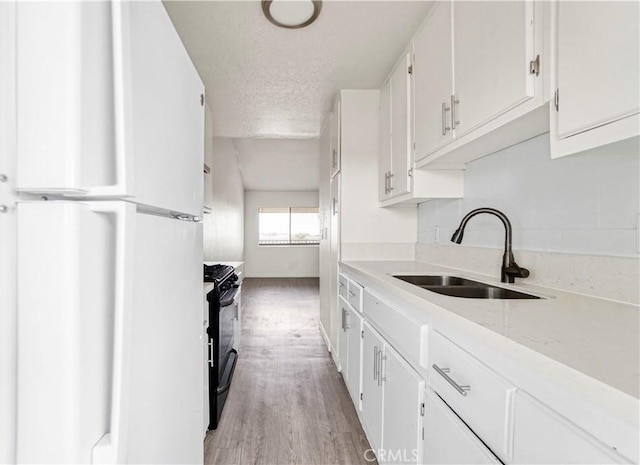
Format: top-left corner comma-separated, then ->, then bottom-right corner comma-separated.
361,321 -> 384,453
380,345 -> 425,464
423,389 -> 500,464
512,391 -> 628,464
337,297 -> 349,376
346,308 -> 363,409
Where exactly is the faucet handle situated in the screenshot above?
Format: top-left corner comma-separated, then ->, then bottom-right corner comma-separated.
504,263 -> 529,282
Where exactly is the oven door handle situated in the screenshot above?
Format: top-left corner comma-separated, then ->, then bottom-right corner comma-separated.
219,287 -> 239,307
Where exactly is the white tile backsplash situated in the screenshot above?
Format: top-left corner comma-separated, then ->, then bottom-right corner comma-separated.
418,133 -> 640,258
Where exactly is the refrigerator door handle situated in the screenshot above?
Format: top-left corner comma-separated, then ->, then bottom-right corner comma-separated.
86,0 -> 133,198
91,201 -> 135,464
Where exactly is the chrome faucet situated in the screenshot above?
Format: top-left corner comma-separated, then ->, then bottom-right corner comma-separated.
451,207 -> 530,283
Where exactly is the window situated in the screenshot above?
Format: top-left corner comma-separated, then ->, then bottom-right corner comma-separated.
259,206 -> 320,246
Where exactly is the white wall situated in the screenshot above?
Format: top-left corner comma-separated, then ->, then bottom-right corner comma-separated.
203,107 -> 245,261
244,191 -> 320,278
418,133 -> 640,258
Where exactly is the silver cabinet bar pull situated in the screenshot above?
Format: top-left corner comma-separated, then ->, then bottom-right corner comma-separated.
388,173 -> 394,192
451,95 -> 460,129
432,364 -> 471,396
373,346 -> 378,380
378,352 -> 386,386
441,102 -> 451,135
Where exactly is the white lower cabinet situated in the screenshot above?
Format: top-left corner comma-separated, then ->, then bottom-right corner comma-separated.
380,344 -> 425,465
423,388 -> 500,464
512,391 -> 628,464
345,307 -> 363,409
344,275 -> 637,465
338,296 -> 350,375
361,321 -> 425,464
361,322 -> 384,453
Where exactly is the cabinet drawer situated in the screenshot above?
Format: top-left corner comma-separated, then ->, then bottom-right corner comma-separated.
429,331 -> 515,460
363,290 -> 424,367
338,274 -> 348,299
512,392 -> 628,464
347,279 -> 363,313
424,388 -> 500,464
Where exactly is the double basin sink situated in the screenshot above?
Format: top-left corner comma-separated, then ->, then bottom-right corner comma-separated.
394,275 -> 541,300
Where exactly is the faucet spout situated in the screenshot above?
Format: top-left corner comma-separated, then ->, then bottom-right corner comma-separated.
450,208 -> 529,283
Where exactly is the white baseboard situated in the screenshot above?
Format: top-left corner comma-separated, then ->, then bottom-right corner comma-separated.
319,321 -> 332,353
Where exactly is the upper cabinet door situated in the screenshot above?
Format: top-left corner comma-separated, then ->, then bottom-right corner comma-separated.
16,1 -> 204,216
389,53 -> 412,198
378,81 -> 392,202
452,1 -> 535,137
413,2 -> 454,161
554,1 -> 639,139
330,98 -> 341,178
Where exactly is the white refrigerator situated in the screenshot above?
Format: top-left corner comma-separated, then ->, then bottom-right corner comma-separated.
1,1 -> 205,463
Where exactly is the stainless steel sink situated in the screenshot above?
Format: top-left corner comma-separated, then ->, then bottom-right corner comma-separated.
393,275 -> 479,287
393,275 -> 541,300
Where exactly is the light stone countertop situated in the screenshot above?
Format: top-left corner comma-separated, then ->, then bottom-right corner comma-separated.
340,260 -> 639,428
203,282 -> 215,295
204,261 -> 244,271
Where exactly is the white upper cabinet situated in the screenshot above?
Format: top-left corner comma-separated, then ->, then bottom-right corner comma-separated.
413,2 -> 454,159
550,1 -> 639,158
378,81 -> 392,202
389,53 -> 412,199
453,1 -> 535,136
16,1 -> 204,216
413,0 -> 546,169
330,98 -> 341,178
379,53 -> 412,202
379,46 -> 464,207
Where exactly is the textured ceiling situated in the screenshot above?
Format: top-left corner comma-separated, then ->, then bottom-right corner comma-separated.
233,138 -> 320,190
164,0 -> 433,139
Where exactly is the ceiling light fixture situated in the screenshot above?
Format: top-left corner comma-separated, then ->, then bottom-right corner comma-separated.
262,0 -> 322,29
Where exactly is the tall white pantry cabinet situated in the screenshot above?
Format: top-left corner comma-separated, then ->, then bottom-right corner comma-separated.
318,90 -> 416,364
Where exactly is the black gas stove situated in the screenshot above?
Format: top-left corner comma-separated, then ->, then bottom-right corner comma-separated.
203,264 -> 239,430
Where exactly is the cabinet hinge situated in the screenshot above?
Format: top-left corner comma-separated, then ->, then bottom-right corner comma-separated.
408,168 -> 413,177
408,65 -> 413,75
361,330 -> 364,339
554,88 -> 560,112
360,393 -> 363,400
529,55 -> 540,77
200,94 -> 204,106
420,402 -> 425,416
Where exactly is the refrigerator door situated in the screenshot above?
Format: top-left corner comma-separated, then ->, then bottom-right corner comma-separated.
16,1 -> 204,216
16,201 -> 203,464
0,1 -> 17,463
126,205 -> 203,464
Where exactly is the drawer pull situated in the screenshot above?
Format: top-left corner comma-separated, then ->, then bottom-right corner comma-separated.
348,290 -> 356,297
433,364 -> 471,397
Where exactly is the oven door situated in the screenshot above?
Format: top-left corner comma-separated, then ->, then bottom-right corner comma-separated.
218,288 -> 238,379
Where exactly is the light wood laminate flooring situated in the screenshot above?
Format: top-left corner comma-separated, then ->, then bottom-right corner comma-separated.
205,278 -> 373,465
